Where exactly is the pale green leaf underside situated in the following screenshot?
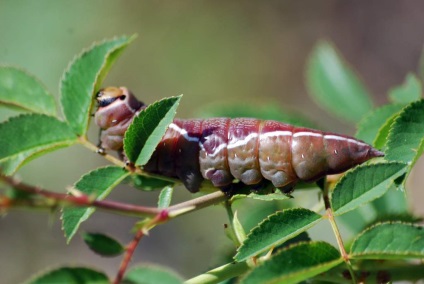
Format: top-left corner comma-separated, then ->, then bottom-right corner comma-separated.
60,35 -> 135,135
355,103 -> 404,145
24,267 -> 109,284
235,208 -> 322,261
158,186 -> 174,208
62,166 -> 129,242
0,114 -> 77,169
331,162 -> 407,216
306,41 -> 373,123
124,266 -> 183,284
123,95 -> 182,165
241,241 -> 342,284
351,222 -> 424,259
385,99 -> 424,167
0,66 -> 56,116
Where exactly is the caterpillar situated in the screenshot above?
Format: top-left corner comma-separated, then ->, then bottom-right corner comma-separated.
95,86 -> 384,194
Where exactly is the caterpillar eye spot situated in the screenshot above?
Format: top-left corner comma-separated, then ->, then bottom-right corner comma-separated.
119,95 -> 126,100
96,90 -> 104,98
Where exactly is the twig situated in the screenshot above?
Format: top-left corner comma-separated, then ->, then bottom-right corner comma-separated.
0,175 -> 228,218
322,183 -> 357,284
114,229 -> 144,284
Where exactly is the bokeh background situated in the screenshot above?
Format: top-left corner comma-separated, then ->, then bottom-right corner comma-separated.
1,1 -> 424,283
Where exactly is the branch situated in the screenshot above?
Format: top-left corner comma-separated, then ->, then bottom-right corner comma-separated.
0,175 -> 228,218
114,229 -> 144,284
322,182 -> 357,284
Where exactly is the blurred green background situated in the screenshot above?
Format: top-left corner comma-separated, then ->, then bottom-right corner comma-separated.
1,1 -> 424,283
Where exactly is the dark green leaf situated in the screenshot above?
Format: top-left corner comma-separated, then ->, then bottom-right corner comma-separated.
388,73 -> 422,104
351,222 -> 424,259
331,162 -> 407,216
25,267 -> 109,284
385,99 -> 424,167
62,166 -> 130,242
0,67 -> 56,115
355,104 -> 404,145
123,266 -> 183,284
82,232 -> 124,257
0,114 -> 77,173
60,35 -> 135,135
306,41 -> 373,123
235,208 -> 322,262
158,186 -> 173,208
123,96 -> 182,165
127,174 -> 174,191
198,103 -> 317,128
241,241 -> 342,284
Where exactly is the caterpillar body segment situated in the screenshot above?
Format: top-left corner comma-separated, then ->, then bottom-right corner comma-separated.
95,87 -> 384,193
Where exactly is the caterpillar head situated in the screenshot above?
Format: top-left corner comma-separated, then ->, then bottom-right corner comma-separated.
95,86 -> 145,150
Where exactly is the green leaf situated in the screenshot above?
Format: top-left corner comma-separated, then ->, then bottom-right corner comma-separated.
123,95 -> 182,165
372,109 -> 403,150
388,73 -> 422,104
158,186 -> 173,208
123,266 -> 183,284
0,114 -> 77,167
350,222 -> 424,259
60,35 -> 135,135
82,232 -> 124,257
61,166 -> 130,242
355,104 -> 404,145
331,162 -> 407,216
232,211 -> 247,245
128,174 -> 174,191
235,208 -> 322,262
198,103 -> 317,128
240,241 -> 342,284
0,67 -> 56,115
25,267 -> 109,284
306,41 -> 373,123
0,151 -> 40,175
385,99 -> 424,167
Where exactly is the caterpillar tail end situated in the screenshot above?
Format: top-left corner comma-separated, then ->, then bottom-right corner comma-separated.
368,148 -> 385,158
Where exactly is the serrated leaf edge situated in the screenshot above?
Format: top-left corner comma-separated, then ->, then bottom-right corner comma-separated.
350,221 -> 424,258
331,162 -> 407,215
60,166 -> 130,242
240,241 -> 343,284
0,65 -> 57,116
385,99 -> 424,166
59,35 -> 136,134
123,95 -> 182,164
0,113 -> 77,163
235,208 -> 322,261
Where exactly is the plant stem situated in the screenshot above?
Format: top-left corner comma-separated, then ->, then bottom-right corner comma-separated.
0,175 -> 228,218
224,200 -> 241,247
185,261 -> 250,284
167,191 -> 228,217
114,229 -> 144,284
322,184 -> 357,284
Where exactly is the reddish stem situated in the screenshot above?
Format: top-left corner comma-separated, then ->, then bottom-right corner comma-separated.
0,175 -> 161,216
114,229 -> 144,284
